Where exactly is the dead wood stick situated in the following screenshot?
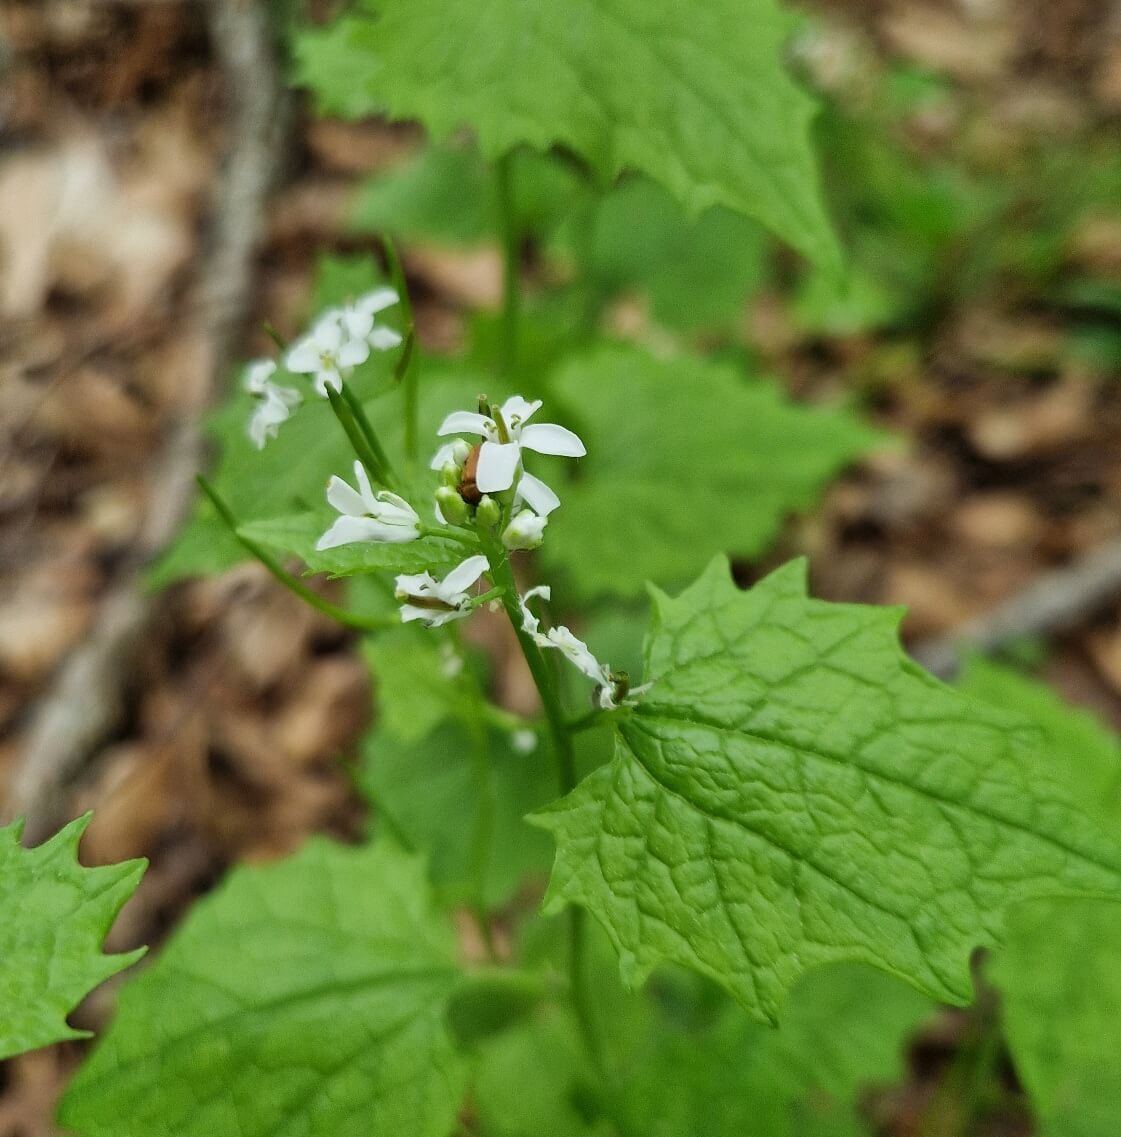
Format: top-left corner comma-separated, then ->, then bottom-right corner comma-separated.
6,0 -> 284,843
911,536 -> 1121,680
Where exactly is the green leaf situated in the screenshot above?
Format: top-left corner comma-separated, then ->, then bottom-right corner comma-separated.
353,141 -> 581,246
958,657 -> 1121,818
292,17 -> 385,120
239,511 -> 468,578
959,662 -> 1121,1136
363,630 -> 469,744
991,898 -> 1121,1137
473,1008 -> 605,1137
0,814 -> 145,1061
554,176 -> 771,333
59,839 -> 468,1137
531,557 -> 1121,1021
605,963 -> 931,1137
542,346 -> 887,599
336,0 -> 838,265
360,721 -> 554,907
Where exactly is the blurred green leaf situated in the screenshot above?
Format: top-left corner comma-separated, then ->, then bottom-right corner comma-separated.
541,345 -> 888,598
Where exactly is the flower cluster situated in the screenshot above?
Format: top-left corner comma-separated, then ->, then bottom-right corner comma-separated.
306,388 -> 645,709
241,288 -> 402,449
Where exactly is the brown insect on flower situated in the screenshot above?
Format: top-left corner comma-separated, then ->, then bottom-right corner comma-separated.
457,443 -> 483,505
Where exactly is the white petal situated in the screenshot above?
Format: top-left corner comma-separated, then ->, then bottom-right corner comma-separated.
284,338 -> 320,374
325,474 -> 368,518
244,358 -> 277,393
316,515 -> 389,550
247,407 -> 271,449
476,441 -> 521,493
515,472 -> 560,517
523,585 -> 552,604
275,384 -> 303,407
342,307 -> 374,340
336,338 -> 371,368
520,422 -> 586,457
501,395 -> 542,425
356,286 -> 399,315
545,626 -> 608,684
427,607 -> 473,628
395,571 -> 435,598
314,368 -> 343,397
313,315 -> 344,352
399,603 -> 431,625
374,491 -> 420,526
437,410 -> 493,437
429,442 -> 459,471
368,326 -> 403,351
440,554 -> 490,598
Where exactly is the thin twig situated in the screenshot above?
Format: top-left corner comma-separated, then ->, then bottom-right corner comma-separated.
6,0 -> 284,843
911,535 -> 1121,680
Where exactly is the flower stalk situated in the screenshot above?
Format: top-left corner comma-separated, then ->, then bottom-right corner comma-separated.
196,476 -> 395,633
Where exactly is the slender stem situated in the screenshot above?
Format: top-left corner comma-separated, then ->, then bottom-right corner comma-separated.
452,628 -> 497,956
337,382 -> 397,488
417,524 -> 479,548
381,236 -> 420,469
496,153 -> 520,379
326,386 -> 386,485
196,476 -> 396,633
478,531 -> 603,1069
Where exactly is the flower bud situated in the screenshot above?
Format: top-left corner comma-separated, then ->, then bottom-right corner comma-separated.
475,494 -> 501,529
502,508 -> 547,551
435,485 -> 470,526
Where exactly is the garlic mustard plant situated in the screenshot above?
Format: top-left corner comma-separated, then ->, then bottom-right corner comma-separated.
39,4 -> 1121,1132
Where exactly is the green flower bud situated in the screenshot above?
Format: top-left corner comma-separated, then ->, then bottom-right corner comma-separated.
502,508 -> 547,551
435,485 -> 470,526
476,494 -> 501,529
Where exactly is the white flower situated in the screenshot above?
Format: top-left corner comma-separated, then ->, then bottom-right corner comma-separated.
244,358 -> 278,395
429,439 -> 472,477
316,460 -> 421,549
244,359 -> 302,449
340,287 -> 403,352
502,508 -> 548,551
517,585 -> 552,641
543,625 -> 613,687
395,555 -> 490,628
285,310 -> 368,396
436,395 -> 585,495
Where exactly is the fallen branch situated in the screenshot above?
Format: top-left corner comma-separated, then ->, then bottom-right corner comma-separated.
6,0 -> 284,844
911,535 -> 1121,680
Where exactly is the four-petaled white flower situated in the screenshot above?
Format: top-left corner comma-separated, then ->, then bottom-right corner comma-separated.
437,395 -> 585,496
317,460 -> 421,550
395,555 -> 491,628
244,359 -> 302,450
284,311 -> 366,396
340,287 -> 403,353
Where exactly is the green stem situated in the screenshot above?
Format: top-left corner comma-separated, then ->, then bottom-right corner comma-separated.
417,524 -> 480,548
452,628 -> 498,957
496,153 -> 520,379
478,531 -> 603,1070
326,386 -> 386,486
196,476 -> 396,634
381,236 -> 420,468
337,382 -> 397,488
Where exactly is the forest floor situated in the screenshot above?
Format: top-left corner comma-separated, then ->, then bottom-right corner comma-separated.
2,0 -> 1121,1133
